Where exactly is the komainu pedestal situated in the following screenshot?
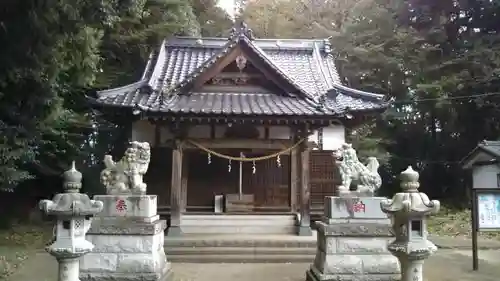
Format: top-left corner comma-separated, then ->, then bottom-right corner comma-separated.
306,197 -> 401,281
79,195 -> 170,281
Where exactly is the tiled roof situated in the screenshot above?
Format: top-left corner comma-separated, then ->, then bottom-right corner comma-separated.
93,87 -> 386,116
461,140 -> 500,169
148,92 -> 324,115
151,38 -> 337,100
479,140 -> 500,157
92,23 -> 389,118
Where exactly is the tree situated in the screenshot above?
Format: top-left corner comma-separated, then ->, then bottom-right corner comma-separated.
241,0 -> 500,205
190,0 -> 234,37
96,0 -> 202,88
329,0 -> 500,203
242,0 -> 369,38
0,0 -> 109,192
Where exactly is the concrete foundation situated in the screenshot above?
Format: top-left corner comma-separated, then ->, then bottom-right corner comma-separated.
80,195 -> 171,281
306,197 -> 401,281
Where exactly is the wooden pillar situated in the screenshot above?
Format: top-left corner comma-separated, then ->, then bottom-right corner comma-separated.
181,151 -> 189,213
298,139 -> 312,236
290,146 -> 298,212
167,140 -> 183,236
154,123 -> 161,147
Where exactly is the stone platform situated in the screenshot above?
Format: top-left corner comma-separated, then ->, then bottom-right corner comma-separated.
164,233 -> 317,263
306,197 -> 401,281
80,195 -> 171,281
180,214 -> 299,234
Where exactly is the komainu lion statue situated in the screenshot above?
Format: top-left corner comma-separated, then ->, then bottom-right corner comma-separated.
334,143 -> 382,196
100,141 -> 151,195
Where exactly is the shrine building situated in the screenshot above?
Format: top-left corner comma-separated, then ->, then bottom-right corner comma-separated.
89,23 -> 390,236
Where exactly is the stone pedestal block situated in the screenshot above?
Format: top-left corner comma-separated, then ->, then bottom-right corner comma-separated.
94,195 -> 157,218
80,195 -> 171,281
307,197 -> 401,281
323,196 -> 390,223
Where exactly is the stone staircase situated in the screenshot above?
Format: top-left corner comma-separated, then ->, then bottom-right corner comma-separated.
164,234 -> 316,263
179,214 -> 299,234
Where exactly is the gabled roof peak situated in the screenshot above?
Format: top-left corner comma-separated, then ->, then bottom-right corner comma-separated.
167,37 -> 330,51
229,21 -> 255,40
480,140 -> 500,147
461,140 -> 500,169
91,23 -> 389,118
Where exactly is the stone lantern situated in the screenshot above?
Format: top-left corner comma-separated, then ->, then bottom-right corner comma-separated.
39,162 -> 103,281
380,166 -> 440,281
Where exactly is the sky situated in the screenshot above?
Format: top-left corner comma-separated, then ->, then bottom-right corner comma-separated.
217,0 -> 235,19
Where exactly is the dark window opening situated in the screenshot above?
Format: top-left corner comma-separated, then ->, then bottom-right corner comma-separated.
62,221 -> 71,230
411,220 -> 422,237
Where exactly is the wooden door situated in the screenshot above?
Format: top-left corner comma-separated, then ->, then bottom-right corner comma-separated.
310,150 -> 337,205
242,153 -> 290,210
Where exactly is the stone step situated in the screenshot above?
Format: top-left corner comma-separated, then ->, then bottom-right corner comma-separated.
180,225 -> 297,234
167,254 -> 315,263
165,246 -> 317,255
181,215 -> 297,226
163,236 -> 316,248
183,215 -> 297,220
180,214 -> 298,234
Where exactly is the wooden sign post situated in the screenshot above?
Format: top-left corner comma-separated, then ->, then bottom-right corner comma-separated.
461,140 -> 500,271
471,189 -> 500,271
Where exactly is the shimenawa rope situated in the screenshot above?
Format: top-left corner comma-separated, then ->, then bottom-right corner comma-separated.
185,138 -> 306,162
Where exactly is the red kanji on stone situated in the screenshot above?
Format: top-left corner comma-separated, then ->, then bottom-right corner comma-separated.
116,199 -> 127,211
351,201 -> 366,213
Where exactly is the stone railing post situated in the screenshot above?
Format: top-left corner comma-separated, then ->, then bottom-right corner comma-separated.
39,162 -> 103,281
381,166 -> 441,281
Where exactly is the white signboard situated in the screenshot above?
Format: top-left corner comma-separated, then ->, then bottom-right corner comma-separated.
477,193 -> 500,230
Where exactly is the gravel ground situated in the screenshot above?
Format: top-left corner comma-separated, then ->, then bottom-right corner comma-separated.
7,249 -> 500,281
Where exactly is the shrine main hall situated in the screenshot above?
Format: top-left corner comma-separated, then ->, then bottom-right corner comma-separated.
89,23 -> 389,236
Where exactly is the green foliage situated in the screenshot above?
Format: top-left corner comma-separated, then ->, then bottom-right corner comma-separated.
96,0 -> 202,87
190,0 -> 234,37
0,0 -> 231,196
243,0 -> 500,205
0,0 -> 104,191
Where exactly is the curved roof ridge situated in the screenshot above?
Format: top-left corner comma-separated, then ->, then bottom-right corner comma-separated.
312,42 -> 334,90
332,83 -> 385,101
164,35 -> 239,94
172,36 -> 330,43
462,139 -> 500,169
481,140 -> 500,146
96,79 -> 148,98
323,53 -> 342,83
241,36 -> 317,102
148,39 -> 168,91
166,36 -> 331,51
140,51 -> 155,80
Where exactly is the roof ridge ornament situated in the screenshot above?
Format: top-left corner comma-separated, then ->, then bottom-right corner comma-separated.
323,38 -> 332,54
230,21 -> 255,40
235,55 -> 248,71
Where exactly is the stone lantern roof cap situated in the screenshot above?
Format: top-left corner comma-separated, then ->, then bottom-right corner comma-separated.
40,193 -> 103,217
380,166 -> 440,217
39,161 -> 103,217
